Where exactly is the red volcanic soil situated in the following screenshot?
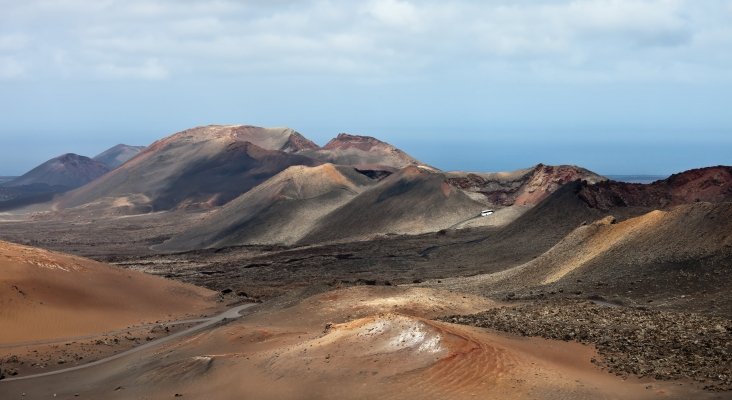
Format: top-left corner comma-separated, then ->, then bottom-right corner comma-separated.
1,287 -> 709,399
579,166 -> 732,210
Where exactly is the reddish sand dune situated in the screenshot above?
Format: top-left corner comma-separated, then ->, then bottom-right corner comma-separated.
0,241 -> 217,343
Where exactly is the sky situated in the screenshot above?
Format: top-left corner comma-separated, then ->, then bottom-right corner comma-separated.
1,0 -> 731,175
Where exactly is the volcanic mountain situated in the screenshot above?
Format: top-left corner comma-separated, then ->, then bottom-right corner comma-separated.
57,125 -> 321,211
93,144 -> 146,169
4,153 -> 110,189
0,240 -> 215,343
159,164 -> 378,250
300,166 -> 486,244
298,133 -> 425,169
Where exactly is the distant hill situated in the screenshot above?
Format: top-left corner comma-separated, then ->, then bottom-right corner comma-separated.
0,154 -> 110,211
4,153 -> 110,189
93,144 -> 146,168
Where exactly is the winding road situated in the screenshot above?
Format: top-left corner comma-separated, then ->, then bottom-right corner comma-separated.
0,302 -> 256,382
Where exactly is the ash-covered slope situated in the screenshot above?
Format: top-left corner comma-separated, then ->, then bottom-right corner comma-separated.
5,153 -> 110,189
298,133 -> 426,169
578,165 -> 732,209
300,166 -> 485,244
58,125 -> 320,211
93,144 -> 146,169
438,202 -> 732,315
159,164 -> 377,250
446,164 -> 606,207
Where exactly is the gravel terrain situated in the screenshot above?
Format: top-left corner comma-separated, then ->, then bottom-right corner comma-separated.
441,300 -> 732,391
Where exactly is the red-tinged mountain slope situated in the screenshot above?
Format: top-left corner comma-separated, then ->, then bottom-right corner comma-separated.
57,125 -> 321,211
578,165 -> 732,210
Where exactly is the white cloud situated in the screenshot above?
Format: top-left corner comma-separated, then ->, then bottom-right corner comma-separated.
0,56 -> 26,79
95,58 -> 169,80
365,0 -> 421,29
0,34 -> 30,51
0,0 -> 730,83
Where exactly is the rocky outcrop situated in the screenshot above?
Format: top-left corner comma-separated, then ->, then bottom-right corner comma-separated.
447,164 -> 606,207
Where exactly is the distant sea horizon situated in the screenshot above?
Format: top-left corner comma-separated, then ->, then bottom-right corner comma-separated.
605,175 -> 669,184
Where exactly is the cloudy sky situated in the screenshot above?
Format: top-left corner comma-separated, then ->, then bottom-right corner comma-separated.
1,0 -> 730,175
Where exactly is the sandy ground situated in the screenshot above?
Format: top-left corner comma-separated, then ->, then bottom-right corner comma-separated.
0,286 -> 719,399
0,240 -> 218,343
